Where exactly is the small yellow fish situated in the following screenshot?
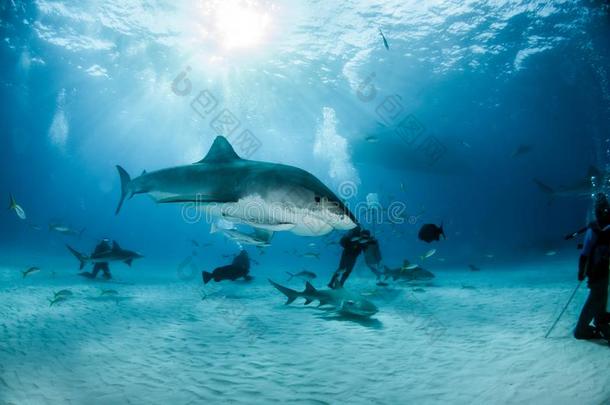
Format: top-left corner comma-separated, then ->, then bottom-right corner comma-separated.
8,194 -> 26,220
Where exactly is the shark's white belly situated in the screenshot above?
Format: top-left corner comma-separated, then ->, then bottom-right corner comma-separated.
199,194 -> 355,236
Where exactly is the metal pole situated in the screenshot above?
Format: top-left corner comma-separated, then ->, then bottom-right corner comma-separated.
544,281 -> 583,338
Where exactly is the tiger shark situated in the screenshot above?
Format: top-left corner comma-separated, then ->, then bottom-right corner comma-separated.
115,136 -> 358,236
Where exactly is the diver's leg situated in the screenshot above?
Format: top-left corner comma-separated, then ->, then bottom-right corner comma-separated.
90,264 -> 101,279
101,263 -> 111,280
593,280 -> 609,337
338,254 -> 359,287
575,286 -> 600,339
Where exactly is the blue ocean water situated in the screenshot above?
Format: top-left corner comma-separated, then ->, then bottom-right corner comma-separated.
1,1 -> 610,404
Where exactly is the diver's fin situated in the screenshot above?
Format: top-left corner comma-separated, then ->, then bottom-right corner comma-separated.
66,244 -> 87,270
115,165 -> 132,215
268,279 -> 299,305
196,136 -> 242,163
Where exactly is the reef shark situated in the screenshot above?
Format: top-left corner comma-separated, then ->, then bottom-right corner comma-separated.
269,279 -> 378,317
115,136 -> 357,236
66,242 -> 143,270
533,166 -> 600,202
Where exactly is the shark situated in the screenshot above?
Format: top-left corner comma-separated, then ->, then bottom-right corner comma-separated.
533,166 -> 601,202
269,279 -> 378,317
66,241 -> 143,270
115,136 -> 358,236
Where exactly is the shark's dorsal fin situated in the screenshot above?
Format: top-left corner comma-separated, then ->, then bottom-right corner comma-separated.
304,282 -> 317,295
112,241 -> 121,251
196,136 -> 241,164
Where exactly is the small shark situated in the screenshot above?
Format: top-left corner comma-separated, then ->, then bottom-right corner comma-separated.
269,279 -> 378,317
66,241 -> 143,270
383,263 -> 435,282
115,136 -> 357,236
534,166 -> 601,202
210,221 -> 272,247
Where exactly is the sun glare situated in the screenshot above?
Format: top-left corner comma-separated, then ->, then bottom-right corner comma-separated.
215,1 -> 271,50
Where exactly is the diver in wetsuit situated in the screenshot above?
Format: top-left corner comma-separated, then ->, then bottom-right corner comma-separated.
574,193 -> 610,341
202,250 -> 252,284
328,227 -> 381,288
80,238 -> 112,280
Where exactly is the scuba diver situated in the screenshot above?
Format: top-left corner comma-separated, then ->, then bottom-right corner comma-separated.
79,238 -> 113,280
328,227 -> 382,289
202,250 -> 252,284
574,192 -> 610,341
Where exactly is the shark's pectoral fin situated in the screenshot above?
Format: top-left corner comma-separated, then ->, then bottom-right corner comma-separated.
304,298 -> 313,305
124,259 -> 133,267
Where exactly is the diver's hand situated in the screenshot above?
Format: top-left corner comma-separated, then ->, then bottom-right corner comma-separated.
578,255 -> 587,282
578,270 -> 585,282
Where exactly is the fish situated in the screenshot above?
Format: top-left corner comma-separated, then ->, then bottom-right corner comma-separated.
66,241 -> 143,270
48,296 -> 68,307
485,253 -> 494,259
49,223 -> 86,238
307,242 -> 316,248
511,144 -> 532,158
100,289 -> 118,296
545,250 -> 557,256
269,280 -> 378,318
533,166 -> 601,203
191,239 -> 199,247
53,289 -> 73,298
365,135 -> 379,143
8,194 -> 26,220
301,252 -> 320,259
115,136 -> 358,236
202,264 -> 252,284
285,270 -> 317,281
378,28 -> 389,50
421,249 -> 437,260
404,263 -> 419,270
376,281 -> 389,287
22,266 -> 40,278
418,223 -> 445,243
468,264 -> 480,272
210,221 -> 273,247
460,140 -> 472,149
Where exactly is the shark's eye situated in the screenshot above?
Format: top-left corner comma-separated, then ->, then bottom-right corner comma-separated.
314,196 -> 321,203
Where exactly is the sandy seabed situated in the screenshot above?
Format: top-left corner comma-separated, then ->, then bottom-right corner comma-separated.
1,261 -> 609,405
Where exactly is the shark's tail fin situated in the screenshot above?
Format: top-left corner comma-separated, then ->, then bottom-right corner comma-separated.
66,244 -> 87,270
268,279 -> 300,305
115,165 -> 132,215
533,179 -> 555,205
202,271 -> 213,284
